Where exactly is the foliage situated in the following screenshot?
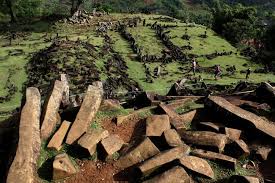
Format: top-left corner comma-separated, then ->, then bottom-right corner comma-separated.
264,24 -> 275,51
212,3 -> 259,44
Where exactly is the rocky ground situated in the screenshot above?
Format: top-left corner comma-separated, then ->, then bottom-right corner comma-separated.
2,74 -> 275,183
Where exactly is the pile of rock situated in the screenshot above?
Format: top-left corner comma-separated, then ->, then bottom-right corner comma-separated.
63,10 -> 93,25
7,76 -> 125,181
6,79 -> 275,182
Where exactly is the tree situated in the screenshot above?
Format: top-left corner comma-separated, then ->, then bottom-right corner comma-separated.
71,0 -> 86,15
3,0 -> 17,22
212,3 -> 258,44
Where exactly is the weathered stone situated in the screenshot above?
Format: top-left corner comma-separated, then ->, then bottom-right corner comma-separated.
191,149 -> 237,169
255,146 -> 272,161
163,129 -> 184,147
146,115 -> 170,137
139,146 -> 190,174
101,134 -> 124,155
229,175 -> 260,183
199,122 -> 224,132
250,142 -> 273,161
53,153 -> 77,180
47,121 -> 71,151
116,115 -> 129,126
180,110 -> 197,123
159,104 -> 187,130
225,139 -> 250,158
100,99 -> 121,111
66,83 -> 103,144
179,155 -> 214,179
7,87 -> 41,183
206,96 -> 275,139
41,80 -> 65,140
116,138 -> 160,169
179,131 -> 228,153
143,166 -> 191,183
78,129 -> 109,156
60,74 -> 70,107
223,127 -> 242,141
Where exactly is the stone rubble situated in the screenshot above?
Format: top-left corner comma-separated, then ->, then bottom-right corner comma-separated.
7,79 -> 274,182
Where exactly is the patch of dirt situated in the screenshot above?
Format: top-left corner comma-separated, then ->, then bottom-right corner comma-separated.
64,115 -> 145,183
64,160 -> 122,183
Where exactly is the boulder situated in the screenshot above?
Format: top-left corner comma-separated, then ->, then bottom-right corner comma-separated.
225,139 -> 250,158
101,134 -> 124,156
146,115 -> 171,136
143,166 -> 191,183
53,153 -> 77,180
159,104 -> 187,130
229,175 -> 260,183
163,129 -> 184,147
222,127 -> 242,141
179,131 -> 228,153
191,149 -> 237,169
47,121 -> 71,151
139,146 -> 190,175
199,122 -> 224,132
66,83 -> 103,144
116,138 -> 160,169
78,129 -> 109,156
7,87 -> 41,183
206,96 -> 275,139
179,155 -> 214,179
60,74 -> 70,107
41,80 -> 65,140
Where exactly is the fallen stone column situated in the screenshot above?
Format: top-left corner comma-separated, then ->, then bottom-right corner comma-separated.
66,82 -> 103,144
179,155 -> 214,179
7,87 -> 41,183
159,104 -> 188,131
116,138 -> 160,169
138,146 -> 190,175
143,166 -> 191,183
191,149 -> 237,169
47,120 -> 71,151
205,96 -> 275,140
179,131 -> 228,153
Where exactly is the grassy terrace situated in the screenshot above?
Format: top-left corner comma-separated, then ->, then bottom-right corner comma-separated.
128,26 -> 165,55
1,14 -> 275,120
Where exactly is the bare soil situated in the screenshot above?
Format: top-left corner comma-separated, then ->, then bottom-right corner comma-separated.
64,115 -> 145,183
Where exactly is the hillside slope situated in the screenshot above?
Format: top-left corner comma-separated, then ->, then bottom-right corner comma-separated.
0,14 -> 275,121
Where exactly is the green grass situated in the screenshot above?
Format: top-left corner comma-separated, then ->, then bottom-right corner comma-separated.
128,26 -> 164,55
37,141 -> 80,182
1,13 -> 275,121
0,33 -> 51,120
175,100 -> 204,114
